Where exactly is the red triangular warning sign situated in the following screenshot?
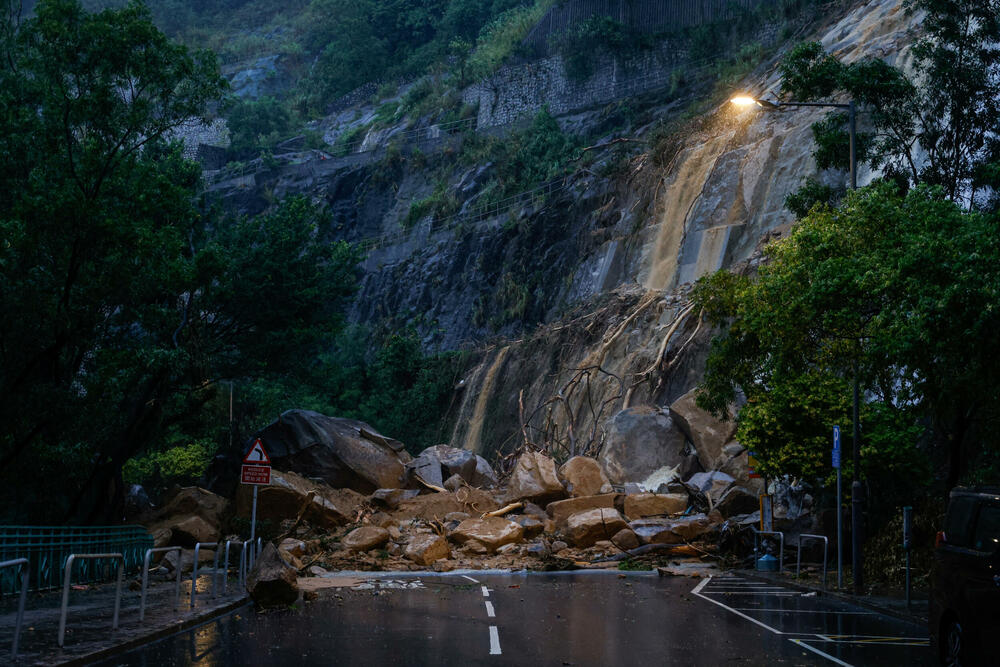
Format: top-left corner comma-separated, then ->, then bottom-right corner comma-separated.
243,438 -> 271,465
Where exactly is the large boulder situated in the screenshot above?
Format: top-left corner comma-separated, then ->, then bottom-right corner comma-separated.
169,516 -> 218,547
623,493 -> 688,520
247,543 -> 299,608
716,485 -> 760,518
669,389 -> 738,470
405,534 -> 450,565
251,410 -> 408,493
342,526 -> 390,552
565,508 -> 628,548
717,442 -> 765,493
235,469 -> 362,529
449,517 -> 524,553
406,445 -> 480,488
684,471 -> 735,506
546,494 -> 619,526
504,451 -> 566,504
599,406 -> 690,484
628,513 -> 717,544
558,457 -> 613,497
157,487 -> 229,528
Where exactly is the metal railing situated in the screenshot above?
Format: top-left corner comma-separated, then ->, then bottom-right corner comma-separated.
1,558 -> 29,659
58,553 -> 124,648
753,528 -> 785,572
189,542 -> 221,609
796,534 -> 829,590
139,547 -> 183,622
0,525 -> 152,593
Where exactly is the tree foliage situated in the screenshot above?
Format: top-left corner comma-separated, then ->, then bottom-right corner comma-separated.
0,0 -> 362,522
694,184 -> 1000,493
779,0 -> 1000,205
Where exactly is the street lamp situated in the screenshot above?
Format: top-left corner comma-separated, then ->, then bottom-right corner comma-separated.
731,93 -> 864,595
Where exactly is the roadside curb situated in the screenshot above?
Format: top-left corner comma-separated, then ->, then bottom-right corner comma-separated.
737,569 -> 928,626
55,596 -> 251,666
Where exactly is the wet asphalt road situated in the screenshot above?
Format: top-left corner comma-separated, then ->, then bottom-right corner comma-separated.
96,571 -> 932,667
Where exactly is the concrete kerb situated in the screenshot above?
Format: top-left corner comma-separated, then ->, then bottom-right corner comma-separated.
738,568 -> 929,626
55,597 -> 252,667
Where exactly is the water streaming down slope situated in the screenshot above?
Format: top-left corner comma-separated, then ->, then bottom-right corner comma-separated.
447,0 -> 921,461
464,346 -> 511,455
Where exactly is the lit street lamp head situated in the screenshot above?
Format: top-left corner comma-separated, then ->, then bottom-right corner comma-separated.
730,95 -> 760,107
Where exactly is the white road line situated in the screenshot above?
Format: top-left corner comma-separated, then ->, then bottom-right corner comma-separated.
692,579 -> 785,635
790,639 -> 854,666
489,625 -> 502,655
481,585 -> 491,597
703,591 -> 801,596
732,608 -> 876,615
463,575 -> 480,583
485,601 -> 495,618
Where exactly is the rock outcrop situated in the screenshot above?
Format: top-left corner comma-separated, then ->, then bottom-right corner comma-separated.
252,410 -> 408,493
600,406 -> 690,484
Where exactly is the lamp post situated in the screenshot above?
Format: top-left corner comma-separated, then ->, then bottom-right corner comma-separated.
731,94 -> 863,594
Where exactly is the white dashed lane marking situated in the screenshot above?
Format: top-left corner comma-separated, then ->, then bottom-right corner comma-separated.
488,625 -> 502,655
481,585 -> 491,597
485,601 -> 495,618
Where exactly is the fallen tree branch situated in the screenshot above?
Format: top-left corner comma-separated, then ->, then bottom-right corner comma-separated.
482,502 -> 523,519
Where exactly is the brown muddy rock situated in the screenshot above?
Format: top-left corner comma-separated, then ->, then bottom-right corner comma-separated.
623,493 -> 688,520
444,512 -> 471,522
558,456 -> 613,497
248,543 -> 299,608
405,534 -> 450,565
158,487 -> 229,527
629,519 -> 683,545
504,451 -> 566,504
162,547 -> 216,574
669,389 -> 738,470
670,513 -> 716,541
252,410 -> 408,493
513,515 -> 545,538
546,494 -> 618,526
342,526 -> 390,552
443,474 -> 465,492
152,528 -> 172,549
371,488 -> 420,509
565,508 -> 628,548
394,488 -> 498,521
612,528 -> 640,550
449,517 -> 524,553
236,469 -> 363,529
279,538 -> 306,559
599,406 -> 690,484
170,516 -> 218,547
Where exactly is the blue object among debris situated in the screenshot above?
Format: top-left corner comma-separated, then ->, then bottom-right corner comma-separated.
756,554 -> 779,571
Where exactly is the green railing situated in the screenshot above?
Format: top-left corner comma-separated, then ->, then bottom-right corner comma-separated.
0,525 -> 153,594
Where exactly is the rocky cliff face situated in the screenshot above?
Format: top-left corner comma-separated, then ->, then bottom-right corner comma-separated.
206,0 -> 920,467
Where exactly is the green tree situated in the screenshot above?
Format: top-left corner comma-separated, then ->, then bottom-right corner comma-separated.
0,1 -> 361,522
779,0 -> 1000,204
694,184 -> 1000,492
226,96 -> 293,157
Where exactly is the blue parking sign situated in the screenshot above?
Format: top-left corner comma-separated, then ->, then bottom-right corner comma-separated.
832,425 -> 841,469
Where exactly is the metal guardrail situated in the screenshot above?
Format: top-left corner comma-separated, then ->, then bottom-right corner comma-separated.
58,553 -> 124,648
753,528 -> 785,572
1,558 -> 29,659
796,534 -> 829,590
139,547 -> 183,622
0,525 -> 152,593
189,542 -> 221,609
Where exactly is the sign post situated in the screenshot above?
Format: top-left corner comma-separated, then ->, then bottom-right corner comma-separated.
833,425 -> 842,589
241,438 -> 272,544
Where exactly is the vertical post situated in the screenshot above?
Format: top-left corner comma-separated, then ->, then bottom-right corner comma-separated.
852,371 -> 864,594
903,506 -> 913,606
250,485 -> 259,544
836,467 -> 843,589
112,560 -> 123,630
